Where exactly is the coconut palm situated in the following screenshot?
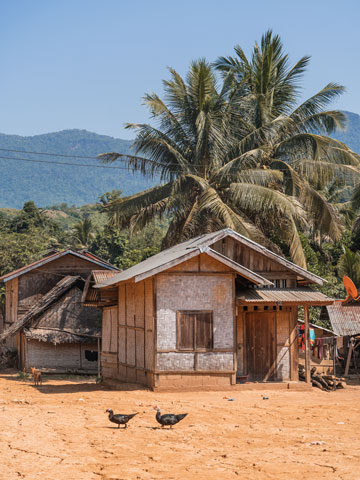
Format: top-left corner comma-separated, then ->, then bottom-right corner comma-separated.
72,218 -> 95,248
99,36 -> 360,268
337,246 -> 360,286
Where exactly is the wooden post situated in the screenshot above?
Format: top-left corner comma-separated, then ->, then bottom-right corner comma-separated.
97,336 -> 101,379
333,337 -> 336,377
344,337 -> 354,377
304,306 -> 311,383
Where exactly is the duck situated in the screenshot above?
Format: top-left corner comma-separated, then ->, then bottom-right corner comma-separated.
153,406 -> 188,429
105,409 -> 138,429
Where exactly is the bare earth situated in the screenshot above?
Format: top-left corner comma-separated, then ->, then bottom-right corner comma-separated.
1,372 -> 359,480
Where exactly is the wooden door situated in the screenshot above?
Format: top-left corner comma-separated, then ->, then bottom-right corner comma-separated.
245,311 -> 275,381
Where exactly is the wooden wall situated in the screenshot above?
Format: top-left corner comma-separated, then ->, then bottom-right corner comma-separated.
101,278 -> 154,388
4,278 -> 18,348
24,339 -> 98,373
237,306 -> 298,382
212,237 -> 298,286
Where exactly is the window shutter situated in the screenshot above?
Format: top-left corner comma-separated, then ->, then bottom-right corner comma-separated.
178,313 -> 195,350
195,312 -> 213,349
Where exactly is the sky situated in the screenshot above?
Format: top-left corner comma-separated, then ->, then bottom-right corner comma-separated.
0,0 -> 359,140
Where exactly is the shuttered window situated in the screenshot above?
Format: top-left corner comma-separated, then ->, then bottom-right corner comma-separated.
177,311 -> 213,351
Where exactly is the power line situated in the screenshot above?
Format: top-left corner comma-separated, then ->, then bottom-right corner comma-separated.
0,154 -> 134,170
0,147 -> 212,168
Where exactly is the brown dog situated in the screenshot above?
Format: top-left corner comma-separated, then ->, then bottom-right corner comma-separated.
30,367 -> 42,386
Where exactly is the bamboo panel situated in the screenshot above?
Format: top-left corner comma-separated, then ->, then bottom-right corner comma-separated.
145,278 -> 154,370
135,282 -> 145,328
102,308 -> 111,353
118,326 -> 126,363
109,307 -> 118,353
136,330 -> 145,368
126,328 -> 136,366
126,283 -> 135,326
118,285 -> 126,325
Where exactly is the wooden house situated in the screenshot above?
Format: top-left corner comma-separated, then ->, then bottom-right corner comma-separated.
0,250 -> 118,373
93,229 -> 333,390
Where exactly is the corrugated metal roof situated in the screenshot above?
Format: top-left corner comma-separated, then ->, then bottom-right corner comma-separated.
237,288 -> 333,305
0,250 -> 119,283
92,270 -> 118,284
326,303 -> 360,336
96,228 -> 325,288
297,319 -> 336,335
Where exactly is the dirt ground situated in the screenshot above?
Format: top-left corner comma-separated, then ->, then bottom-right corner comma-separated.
1,372 -> 360,480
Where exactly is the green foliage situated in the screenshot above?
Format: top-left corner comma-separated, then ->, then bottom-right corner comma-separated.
101,32 -> 360,268
90,219 -> 167,270
72,218 -> 95,249
337,246 -> 360,287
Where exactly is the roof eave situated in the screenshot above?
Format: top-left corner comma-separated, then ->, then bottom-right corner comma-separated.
0,250 -> 118,283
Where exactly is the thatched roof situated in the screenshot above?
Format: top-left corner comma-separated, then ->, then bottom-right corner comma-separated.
24,285 -> 101,345
0,275 -> 80,343
24,327 -> 99,344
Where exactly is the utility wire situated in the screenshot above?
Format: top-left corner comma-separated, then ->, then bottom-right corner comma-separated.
0,154 -> 134,170
0,147 -> 213,168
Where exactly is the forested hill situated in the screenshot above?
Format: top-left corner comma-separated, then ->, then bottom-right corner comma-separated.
333,111 -> 360,152
0,111 -> 360,208
0,129 -> 156,208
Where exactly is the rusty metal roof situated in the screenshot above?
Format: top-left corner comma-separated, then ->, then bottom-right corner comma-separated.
326,303 -> 360,336
95,228 -> 326,288
92,270 -> 118,284
0,250 -> 119,283
237,288 -> 333,306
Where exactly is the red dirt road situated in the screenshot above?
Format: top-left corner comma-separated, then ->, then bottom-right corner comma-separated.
0,372 -> 359,479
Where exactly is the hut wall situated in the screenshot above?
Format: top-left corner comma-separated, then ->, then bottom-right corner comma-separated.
4,278 -> 18,348
101,278 -> 154,388
236,306 -> 297,381
25,339 -> 98,372
212,237 -> 298,286
155,256 -> 235,388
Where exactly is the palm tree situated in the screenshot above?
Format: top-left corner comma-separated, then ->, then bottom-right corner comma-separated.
100,35 -> 360,268
337,246 -> 360,286
72,218 -> 95,249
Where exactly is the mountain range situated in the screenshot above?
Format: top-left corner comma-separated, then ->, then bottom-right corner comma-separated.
0,129 -> 155,208
0,111 -> 359,209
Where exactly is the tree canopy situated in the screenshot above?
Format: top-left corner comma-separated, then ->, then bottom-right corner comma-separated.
100,31 -> 360,268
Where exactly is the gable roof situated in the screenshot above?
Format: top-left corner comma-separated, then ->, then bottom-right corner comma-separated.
0,250 -> 119,283
0,275 -> 81,342
95,228 -> 325,289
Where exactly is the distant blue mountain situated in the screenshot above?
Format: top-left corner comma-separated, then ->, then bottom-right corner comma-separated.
0,129 -> 156,208
332,111 -> 360,152
0,111 -> 359,209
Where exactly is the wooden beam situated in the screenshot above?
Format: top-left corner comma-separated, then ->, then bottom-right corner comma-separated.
344,338 -> 354,377
304,306 -> 311,383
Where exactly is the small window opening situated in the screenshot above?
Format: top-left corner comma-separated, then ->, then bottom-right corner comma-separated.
85,350 -> 98,362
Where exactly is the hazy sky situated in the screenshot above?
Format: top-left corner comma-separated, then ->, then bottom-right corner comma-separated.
0,0 -> 359,139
